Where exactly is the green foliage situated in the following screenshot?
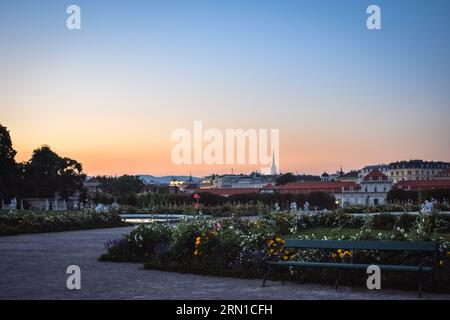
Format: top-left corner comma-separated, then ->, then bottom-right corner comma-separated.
20,145 -> 85,199
0,210 -> 124,236
275,173 -> 297,185
0,124 -> 18,200
100,212 -> 450,292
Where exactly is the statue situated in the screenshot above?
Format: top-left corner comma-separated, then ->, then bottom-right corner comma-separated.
420,200 -> 433,214
95,204 -> 109,213
111,202 -> 120,210
303,201 -> 310,212
10,198 -> 17,210
274,202 -> 280,211
290,201 -> 297,212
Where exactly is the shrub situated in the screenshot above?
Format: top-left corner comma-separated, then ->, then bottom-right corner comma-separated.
0,210 -> 125,236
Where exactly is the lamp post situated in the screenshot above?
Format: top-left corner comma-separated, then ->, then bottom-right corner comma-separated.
335,200 -> 341,229
194,193 -> 201,217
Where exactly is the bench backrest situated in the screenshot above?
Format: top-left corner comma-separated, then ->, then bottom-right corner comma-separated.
284,240 -> 438,252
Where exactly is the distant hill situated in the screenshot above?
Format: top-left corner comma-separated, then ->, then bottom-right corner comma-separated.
137,175 -> 202,185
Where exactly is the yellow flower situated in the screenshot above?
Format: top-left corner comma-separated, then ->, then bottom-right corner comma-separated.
337,249 -> 343,254
269,249 -> 275,253
283,256 -> 289,261
276,237 -> 282,242
268,240 -> 274,245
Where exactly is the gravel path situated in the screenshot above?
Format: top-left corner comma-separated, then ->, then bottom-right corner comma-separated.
0,227 -> 449,300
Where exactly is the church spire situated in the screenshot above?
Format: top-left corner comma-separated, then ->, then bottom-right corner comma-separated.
270,149 -> 278,175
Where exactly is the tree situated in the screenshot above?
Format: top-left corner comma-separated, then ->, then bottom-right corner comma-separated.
275,173 -> 297,185
0,124 -> 18,200
111,175 -> 143,195
20,145 -> 85,199
306,191 -> 336,210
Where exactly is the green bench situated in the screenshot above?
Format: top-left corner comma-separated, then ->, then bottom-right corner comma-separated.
262,239 -> 439,297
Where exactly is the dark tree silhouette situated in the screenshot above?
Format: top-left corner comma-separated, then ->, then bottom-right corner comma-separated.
0,124 -> 18,200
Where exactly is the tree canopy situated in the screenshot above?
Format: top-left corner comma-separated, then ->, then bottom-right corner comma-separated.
0,124 -> 18,199
275,173 -> 297,185
20,145 -> 85,199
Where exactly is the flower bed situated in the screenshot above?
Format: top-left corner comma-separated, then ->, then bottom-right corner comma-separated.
100,212 -> 450,292
0,210 -> 126,236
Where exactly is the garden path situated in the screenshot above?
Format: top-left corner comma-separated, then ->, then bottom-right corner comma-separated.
0,227 -> 449,300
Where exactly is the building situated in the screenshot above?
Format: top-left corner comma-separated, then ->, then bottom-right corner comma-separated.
295,174 -> 321,182
394,179 -> 450,191
83,177 -> 102,197
435,168 -> 450,180
263,181 -> 359,195
388,160 -> 450,183
337,171 -> 360,183
264,169 -> 392,206
357,169 -> 392,205
359,164 -> 389,181
212,173 -> 273,189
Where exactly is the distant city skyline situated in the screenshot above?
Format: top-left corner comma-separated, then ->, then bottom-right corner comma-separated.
1,0 -> 450,176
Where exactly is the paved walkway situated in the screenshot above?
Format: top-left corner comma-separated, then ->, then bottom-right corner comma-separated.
0,227 -> 449,300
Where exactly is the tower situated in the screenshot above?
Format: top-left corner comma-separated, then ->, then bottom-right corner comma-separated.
270,150 -> 278,175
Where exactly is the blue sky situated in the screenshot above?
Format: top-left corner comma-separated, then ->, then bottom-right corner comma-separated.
1,0 -> 449,175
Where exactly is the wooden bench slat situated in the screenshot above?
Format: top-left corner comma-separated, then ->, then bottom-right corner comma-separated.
284,240 -> 438,252
268,261 -> 434,272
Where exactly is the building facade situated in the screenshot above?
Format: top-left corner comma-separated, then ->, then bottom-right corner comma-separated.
388,160 -> 450,183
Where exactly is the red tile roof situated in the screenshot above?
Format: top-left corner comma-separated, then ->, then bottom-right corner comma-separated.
363,169 -> 388,181
264,181 -> 360,193
195,188 -> 261,197
395,179 -> 450,190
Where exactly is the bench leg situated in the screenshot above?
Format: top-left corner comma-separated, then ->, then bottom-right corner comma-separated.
261,271 -> 269,287
262,269 -> 269,287
418,271 -> 423,298
335,269 -> 340,290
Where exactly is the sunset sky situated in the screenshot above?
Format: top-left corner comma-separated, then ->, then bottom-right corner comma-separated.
1,0 -> 450,176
